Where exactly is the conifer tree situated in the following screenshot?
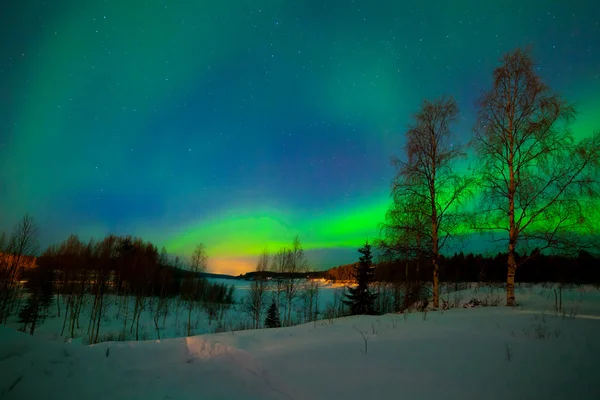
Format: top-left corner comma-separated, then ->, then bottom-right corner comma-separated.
343,242 -> 379,315
264,299 -> 281,328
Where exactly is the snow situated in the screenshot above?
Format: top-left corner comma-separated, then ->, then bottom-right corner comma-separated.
1,282 -> 599,399
12,278 -> 349,343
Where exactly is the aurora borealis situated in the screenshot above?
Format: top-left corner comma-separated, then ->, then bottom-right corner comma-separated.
1,1 -> 598,274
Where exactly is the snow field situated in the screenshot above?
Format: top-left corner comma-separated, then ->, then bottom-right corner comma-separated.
1,282 -> 599,399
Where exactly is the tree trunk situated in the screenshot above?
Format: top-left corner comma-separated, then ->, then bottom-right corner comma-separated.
506,246 -> 517,306
94,292 -> 103,344
135,311 -> 141,341
61,297 -> 70,336
29,302 -> 39,336
507,108 -> 517,307
432,258 -> 440,308
88,295 -> 98,337
404,261 -> 410,310
187,306 -> 192,336
162,299 -> 168,328
153,315 -> 161,340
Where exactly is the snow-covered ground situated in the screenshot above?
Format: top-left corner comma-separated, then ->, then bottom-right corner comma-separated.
6,278 -> 351,343
1,282 -> 599,399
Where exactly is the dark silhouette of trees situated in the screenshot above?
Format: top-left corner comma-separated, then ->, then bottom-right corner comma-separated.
386,96 -> 471,308
18,263 -> 54,335
472,48 -> 600,306
323,250 -> 600,287
343,242 -> 378,315
264,299 -> 281,328
300,275 -> 320,323
54,235 -> 89,337
0,232 -> 5,251
379,193 -> 430,311
0,214 -> 39,323
28,233 -> 233,341
243,250 -> 270,329
283,236 -> 308,326
190,243 -> 208,272
270,248 -> 287,312
182,243 -> 207,336
150,246 -> 172,339
81,235 -> 118,343
269,235 -> 308,326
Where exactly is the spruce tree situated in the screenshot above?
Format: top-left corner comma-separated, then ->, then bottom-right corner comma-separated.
343,242 -> 378,315
264,299 -> 281,328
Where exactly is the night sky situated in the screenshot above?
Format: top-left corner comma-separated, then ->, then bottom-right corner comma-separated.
1,1 -> 599,274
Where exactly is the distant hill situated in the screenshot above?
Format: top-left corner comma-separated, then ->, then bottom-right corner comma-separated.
324,262 -> 358,281
199,272 -> 239,280
237,270 -> 328,281
179,250 -> 600,284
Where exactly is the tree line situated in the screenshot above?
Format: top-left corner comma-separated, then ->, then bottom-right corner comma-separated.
1,216 -> 323,335
325,250 -> 600,285
0,215 -> 235,339
241,235 -> 322,329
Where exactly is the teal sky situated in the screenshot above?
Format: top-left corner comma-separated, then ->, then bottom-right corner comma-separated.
1,1 -> 598,274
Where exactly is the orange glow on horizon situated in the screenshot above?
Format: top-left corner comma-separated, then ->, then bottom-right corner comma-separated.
207,256 -> 255,276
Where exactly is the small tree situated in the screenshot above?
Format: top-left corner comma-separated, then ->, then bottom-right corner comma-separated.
182,243 -> 208,336
190,243 -> 208,273
244,250 -> 270,329
343,242 -> 379,315
283,235 -> 308,326
301,277 -> 320,322
264,299 -> 281,328
270,248 -> 288,310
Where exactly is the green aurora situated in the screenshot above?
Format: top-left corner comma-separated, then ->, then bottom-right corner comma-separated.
0,1 -> 598,274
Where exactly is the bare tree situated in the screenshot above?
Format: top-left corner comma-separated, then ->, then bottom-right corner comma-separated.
69,240 -> 92,338
18,262 -> 54,335
182,243 -> 207,336
0,214 -> 40,323
472,48 -> 600,306
283,235 -> 308,325
301,276 -> 320,322
389,97 -> 471,308
270,247 -> 288,311
56,235 -> 84,337
151,246 -> 171,338
243,250 -> 270,329
268,236 -> 309,326
190,243 -> 208,273
379,191 -> 430,310
87,235 -> 117,344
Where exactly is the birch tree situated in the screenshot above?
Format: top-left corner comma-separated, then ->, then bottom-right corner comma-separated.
390,96 -> 470,308
472,48 -> 600,306
244,250 -> 270,329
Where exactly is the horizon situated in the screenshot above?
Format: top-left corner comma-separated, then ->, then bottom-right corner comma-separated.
1,1 -> 599,275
